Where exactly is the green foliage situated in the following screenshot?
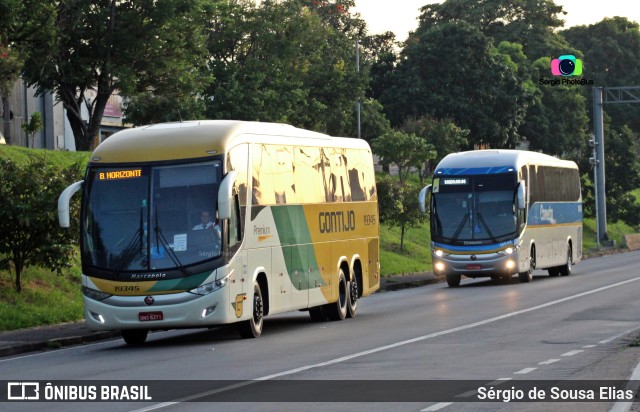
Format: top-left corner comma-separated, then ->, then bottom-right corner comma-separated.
21,0 -> 211,150
522,57 -> 589,157
380,221 -> 431,276
563,17 -> 640,133
0,263 -> 83,331
204,0 -> 367,137
381,21 -> 531,148
0,145 -> 90,168
399,116 -> 469,173
21,112 -> 43,148
0,156 -> 83,292
376,175 -> 426,252
372,130 -> 436,184
417,0 -> 569,60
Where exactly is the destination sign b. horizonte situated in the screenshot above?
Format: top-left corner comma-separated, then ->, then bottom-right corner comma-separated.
2,380 -> 639,402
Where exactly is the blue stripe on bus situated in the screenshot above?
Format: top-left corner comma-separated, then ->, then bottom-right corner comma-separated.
527,202 -> 582,226
432,240 -> 516,254
434,166 -> 514,175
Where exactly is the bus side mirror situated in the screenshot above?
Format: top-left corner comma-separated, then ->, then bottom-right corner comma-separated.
418,185 -> 432,213
58,181 -> 83,228
517,181 -> 526,210
218,171 -> 238,220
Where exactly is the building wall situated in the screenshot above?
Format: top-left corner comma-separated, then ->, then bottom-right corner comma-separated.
0,78 -> 127,151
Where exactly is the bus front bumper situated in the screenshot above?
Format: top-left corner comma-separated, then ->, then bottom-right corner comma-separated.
432,251 -> 520,278
83,287 -> 236,331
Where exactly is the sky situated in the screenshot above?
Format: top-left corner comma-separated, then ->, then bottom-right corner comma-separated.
352,0 -> 640,41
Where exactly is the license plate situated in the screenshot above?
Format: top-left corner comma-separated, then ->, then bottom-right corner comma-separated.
466,264 -> 482,270
139,311 -> 163,322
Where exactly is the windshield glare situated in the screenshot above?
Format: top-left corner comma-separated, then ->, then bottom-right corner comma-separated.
82,160 -> 224,272
432,173 -> 517,242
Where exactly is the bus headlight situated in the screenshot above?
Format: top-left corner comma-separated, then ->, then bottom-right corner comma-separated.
434,249 -> 444,257
498,245 -> 520,256
505,260 -> 516,270
189,276 -> 229,296
82,286 -> 112,301
434,262 -> 446,272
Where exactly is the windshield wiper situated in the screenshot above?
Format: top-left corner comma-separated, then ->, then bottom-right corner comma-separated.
476,212 -> 497,243
451,213 -> 469,241
154,207 -> 189,276
112,228 -> 142,278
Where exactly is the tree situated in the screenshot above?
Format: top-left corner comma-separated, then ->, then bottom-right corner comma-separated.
521,57 -> 589,158
204,0 -> 368,137
21,112 -> 43,148
400,115 -> 469,177
21,0 -> 211,151
417,0 -> 569,60
381,22 -> 531,148
601,125 -> 640,225
376,176 -> 426,253
1,0 -> 54,144
371,130 -> 436,185
563,17 -> 640,132
0,157 -> 83,292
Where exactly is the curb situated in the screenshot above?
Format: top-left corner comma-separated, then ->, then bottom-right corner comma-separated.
0,330 -> 120,358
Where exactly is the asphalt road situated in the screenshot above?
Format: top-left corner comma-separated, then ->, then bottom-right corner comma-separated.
2,251 -> 640,412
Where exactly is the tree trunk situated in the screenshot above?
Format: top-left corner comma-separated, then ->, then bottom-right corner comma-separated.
13,254 -> 22,293
400,224 -> 406,253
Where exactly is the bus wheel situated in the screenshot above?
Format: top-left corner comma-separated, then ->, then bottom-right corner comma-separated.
518,247 -> 535,283
308,306 -> 327,322
122,329 -> 148,345
446,274 -> 461,287
325,269 -> 348,321
239,282 -> 264,338
559,244 -> 572,276
346,275 -> 358,318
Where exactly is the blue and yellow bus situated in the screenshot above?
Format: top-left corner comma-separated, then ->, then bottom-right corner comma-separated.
419,150 -> 582,287
58,120 -> 379,343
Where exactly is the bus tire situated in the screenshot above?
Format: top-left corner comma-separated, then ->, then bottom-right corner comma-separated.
559,244 -> 572,276
308,306 -> 327,322
122,329 -> 148,345
519,246 -> 535,283
446,274 -> 461,287
346,274 -> 358,318
325,269 -> 348,321
548,268 -> 560,277
238,282 -> 264,338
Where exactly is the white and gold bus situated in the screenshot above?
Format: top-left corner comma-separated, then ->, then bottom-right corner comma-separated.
58,121 -> 380,344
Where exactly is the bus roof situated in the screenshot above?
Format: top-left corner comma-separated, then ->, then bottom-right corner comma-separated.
89,120 -> 369,164
434,150 -> 577,175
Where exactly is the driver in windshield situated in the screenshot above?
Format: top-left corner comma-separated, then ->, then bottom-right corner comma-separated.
193,210 -> 218,231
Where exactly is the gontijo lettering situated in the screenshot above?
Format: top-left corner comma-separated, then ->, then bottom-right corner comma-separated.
319,210 -> 356,233
99,169 -> 142,180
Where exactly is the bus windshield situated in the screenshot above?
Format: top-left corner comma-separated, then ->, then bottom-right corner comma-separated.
431,172 -> 518,243
81,160 -> 224,273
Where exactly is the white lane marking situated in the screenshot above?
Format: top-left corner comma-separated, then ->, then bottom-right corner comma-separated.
600,326 -> 640,344
487,378 -> 512,385
514,367 -> 537,374
583,344 -> 597,348
561,350 -> 584,357
538,358 -> 560,365
610,352 -> 640,412
422,403 -> 453,411
131,277 -> 640,411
